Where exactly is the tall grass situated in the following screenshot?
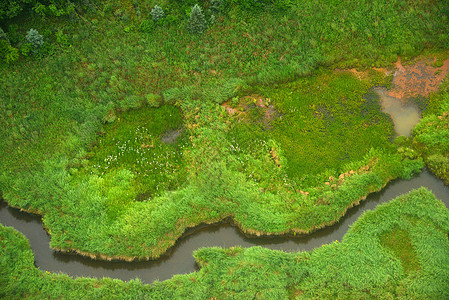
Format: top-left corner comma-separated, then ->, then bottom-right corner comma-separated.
412,78 -> 449,183
1,187 -> 448,298
0,0 -> 443,261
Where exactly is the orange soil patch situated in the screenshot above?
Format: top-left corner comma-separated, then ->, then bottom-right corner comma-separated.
346,68 -> 370,80
221,94 -> 269,116
387,57 -> 449,99
221,94 -> 279,129
373,67 -> 389,75
221,100 -> 241,116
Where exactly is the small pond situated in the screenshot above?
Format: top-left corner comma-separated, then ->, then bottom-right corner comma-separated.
374,87 -> 421,137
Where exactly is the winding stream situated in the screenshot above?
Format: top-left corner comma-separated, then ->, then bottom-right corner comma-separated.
1,169 -> 449,284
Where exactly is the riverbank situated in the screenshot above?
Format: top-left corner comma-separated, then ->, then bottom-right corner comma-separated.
0,168 -> 447,284
2,185 -> 448,298
0,65 -> 428,261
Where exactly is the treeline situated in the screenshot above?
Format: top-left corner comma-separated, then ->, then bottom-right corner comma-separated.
1,0 -> 448,68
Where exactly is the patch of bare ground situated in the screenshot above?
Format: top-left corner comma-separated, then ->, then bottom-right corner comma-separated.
221,94 -> 280,129
161,128 -> 184,144
387,56 -> 449,100
340,56 -> 449,100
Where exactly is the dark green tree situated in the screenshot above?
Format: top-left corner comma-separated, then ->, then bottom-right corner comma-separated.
0,0 -> 31,20
210,0 -> 223,14
0,27 -> 7,41
188,4 -> 206,34
0,27 -> 19,63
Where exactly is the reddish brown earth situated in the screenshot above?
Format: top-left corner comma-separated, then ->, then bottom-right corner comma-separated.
340,56 -> 449,100
221,94 -> 278,127
387,57 -> 449,99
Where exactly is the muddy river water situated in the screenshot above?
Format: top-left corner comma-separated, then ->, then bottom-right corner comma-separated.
1,169 -> 448,284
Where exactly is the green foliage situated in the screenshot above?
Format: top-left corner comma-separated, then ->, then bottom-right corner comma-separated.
81,105 -> 188,206
0,41 -> 19,63
0,0 -> 77,20
188,4 -> 206,34
399,158 -> 424,180
0,0 -> 32,20
146,93 -> 162,107
25,28 -> 44,50
32,1 -> 75,19
1,188 -> 448,298
209,0 -> 223,14
0,27 -> 19,63
138,19 -> 155,32
231,0 -> 293,11
0,0 -> 447,287
228,71 -> 395,189
0,27 -> 7,41
380,227 -> 420,274
150,5 -> 164,22
412,83 -> 449,183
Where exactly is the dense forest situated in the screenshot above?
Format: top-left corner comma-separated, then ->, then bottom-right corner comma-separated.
1,0 -> 449,298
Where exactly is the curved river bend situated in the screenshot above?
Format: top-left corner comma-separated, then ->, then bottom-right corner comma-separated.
1,169 -> 449,284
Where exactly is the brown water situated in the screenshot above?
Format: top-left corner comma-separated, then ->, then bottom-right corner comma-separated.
1,169 -> 448,284
374,87 -> 421,137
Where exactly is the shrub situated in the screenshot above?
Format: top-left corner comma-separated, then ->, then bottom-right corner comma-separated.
0,42 -> 18,63
120,95 -> 143,110
426,154 -> 449,177
0,0 -> 28,20
4,44 -> 19,63
150,5 -> 164,22
25,28 -> 44,50
139,20 -> 154,32
210,0 -> 223,14
146,93 -> 161,107
188,4 -> 206,34
209,14 -> 216,25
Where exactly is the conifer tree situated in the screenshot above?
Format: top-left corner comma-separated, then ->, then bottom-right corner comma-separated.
26,28 -> 44,49
188,4 -> 206,34
150,5 -> 164,22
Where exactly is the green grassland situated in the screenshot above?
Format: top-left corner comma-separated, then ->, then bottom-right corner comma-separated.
227,70 -> 395,189
412,78 -> 449,183
0,0 -> 449,296
2,188 -> 448,298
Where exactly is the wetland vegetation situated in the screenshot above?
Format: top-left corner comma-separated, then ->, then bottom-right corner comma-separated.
2,188 -> 448,298
1,0 -> 449,298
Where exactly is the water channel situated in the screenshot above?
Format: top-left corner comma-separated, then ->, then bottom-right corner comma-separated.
1,169 -> 448,284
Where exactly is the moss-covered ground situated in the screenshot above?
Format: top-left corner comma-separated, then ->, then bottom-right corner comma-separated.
227,70 -> 395,189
